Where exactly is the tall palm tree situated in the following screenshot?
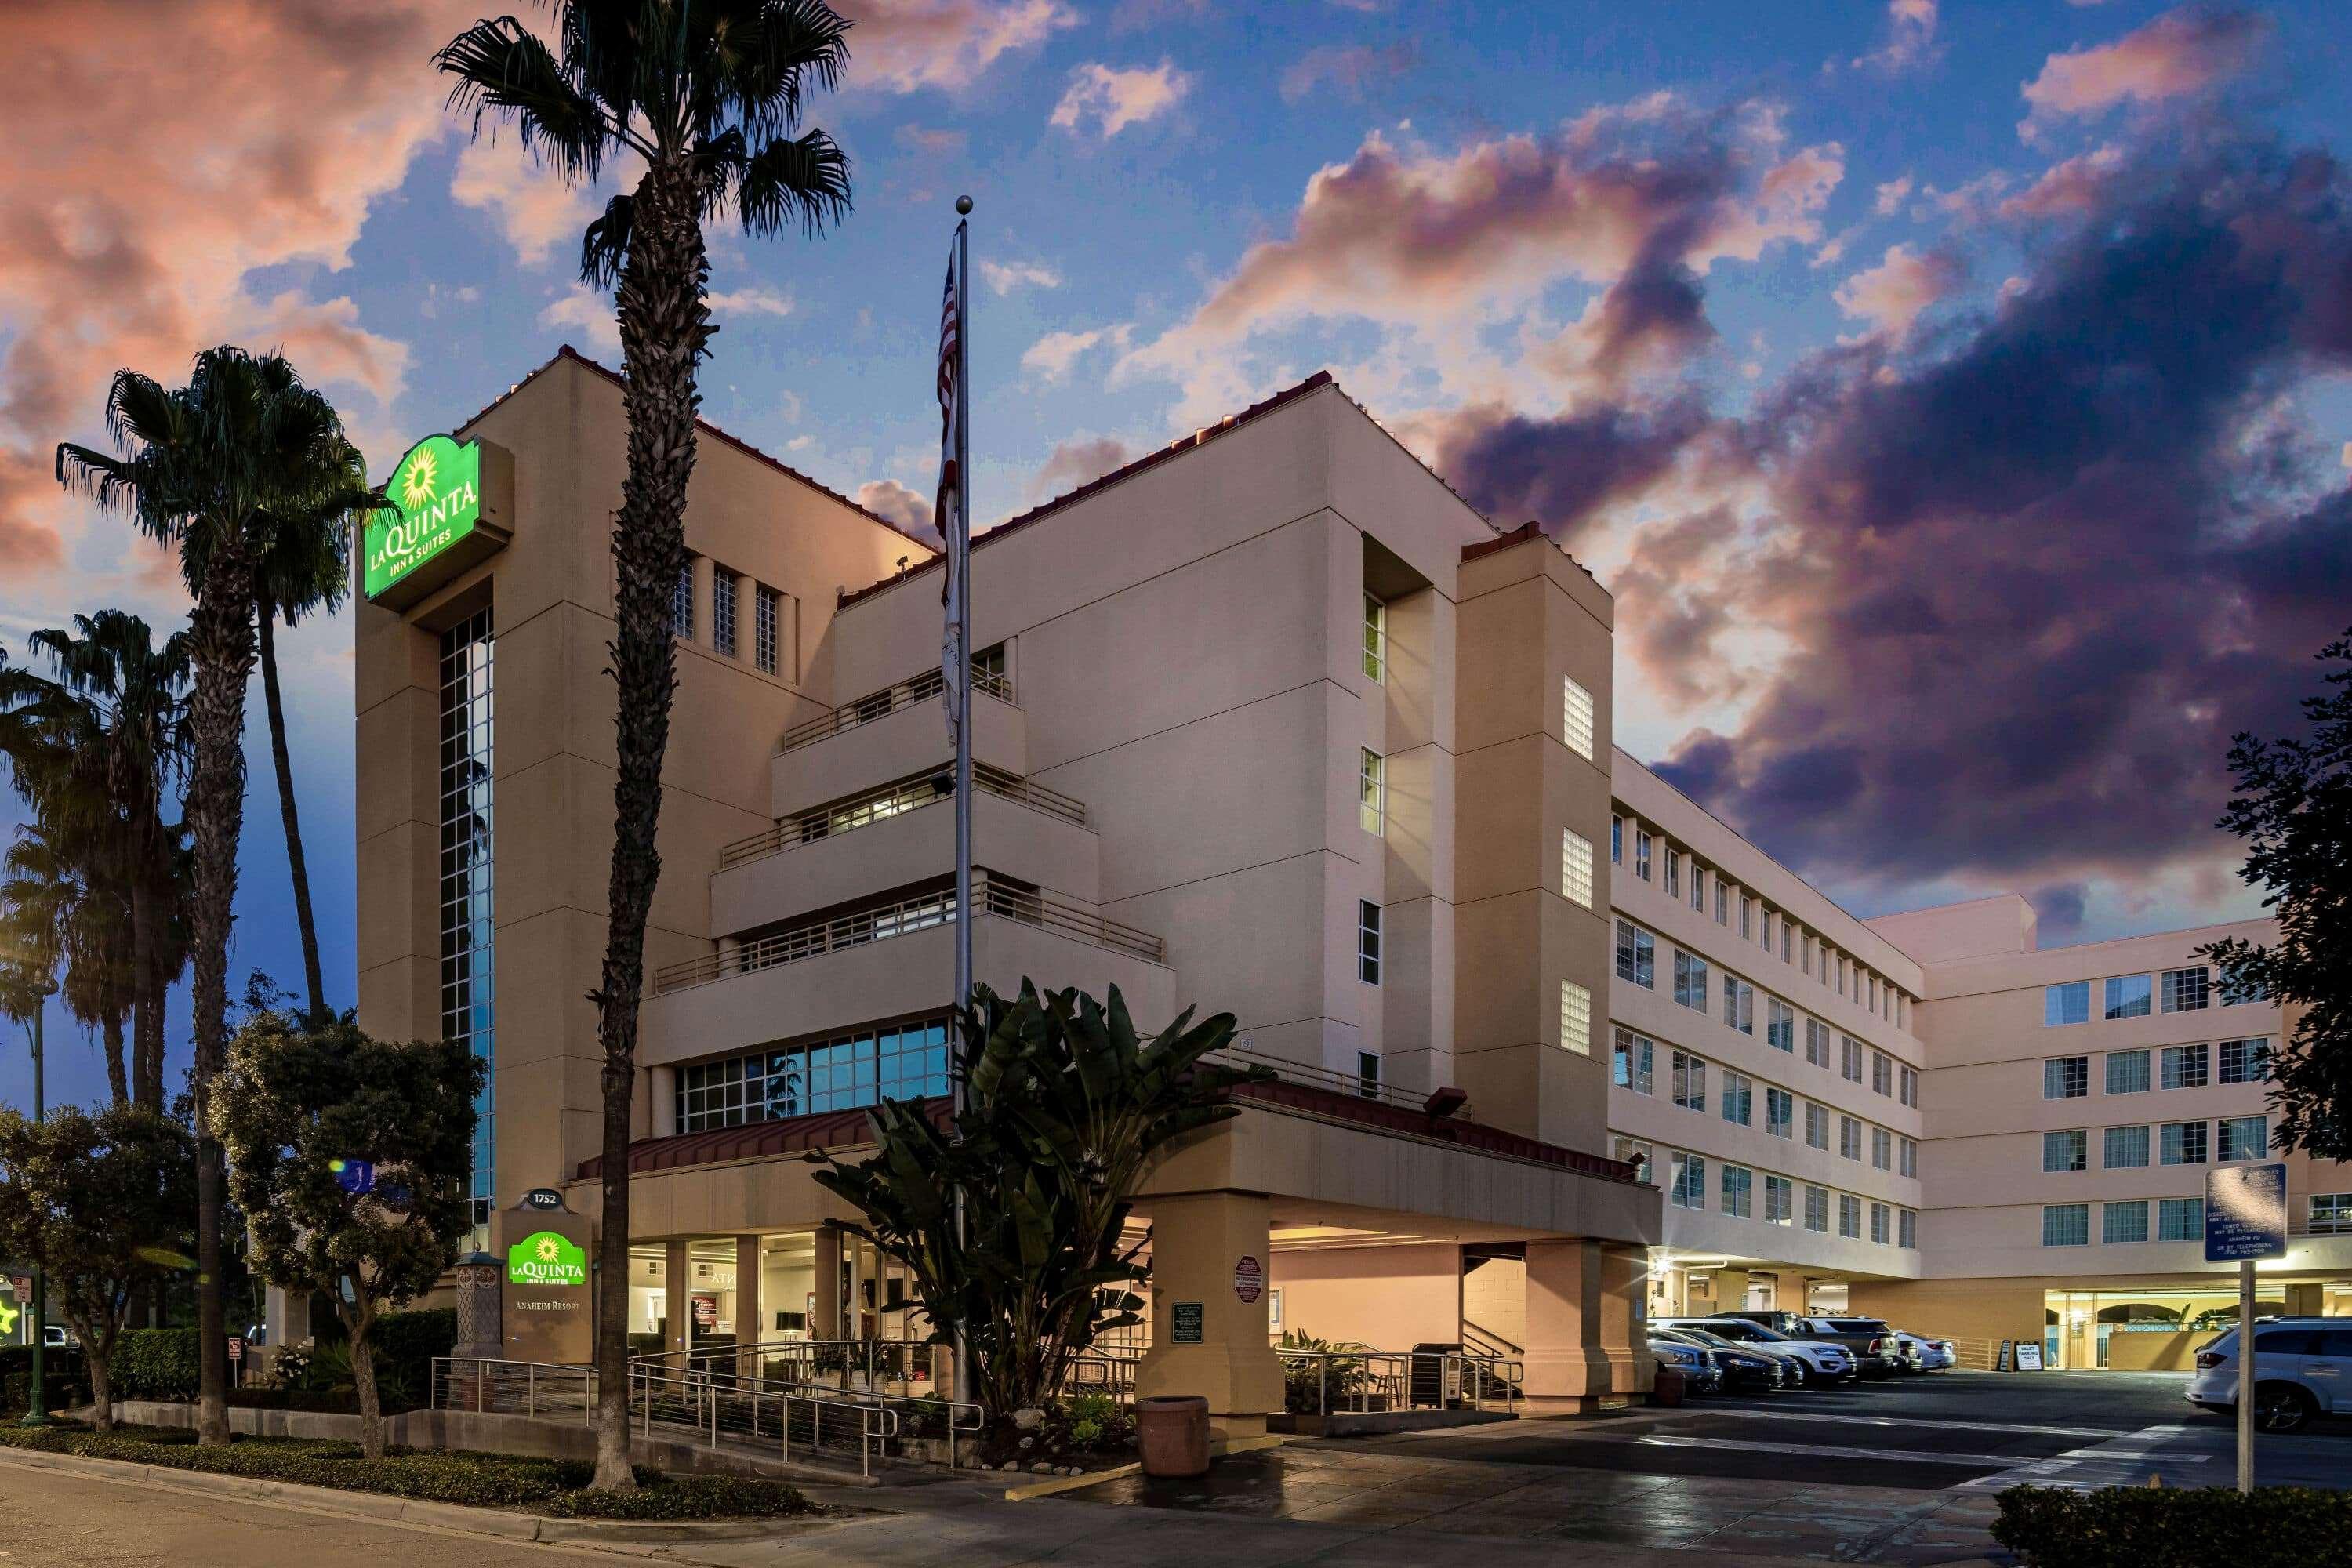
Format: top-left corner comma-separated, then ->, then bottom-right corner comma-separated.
56,348 -> 371,1446
437,0 -> 854,1490
2,825 -> 133,1106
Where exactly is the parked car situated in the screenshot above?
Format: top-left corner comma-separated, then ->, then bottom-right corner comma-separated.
1708,1309 -> 1815,1337
1779,1316 -> 1907,1377
1649,1336 -> 1723,1395
1655,1327 -> 1788,1391
1660,1316 -> 1854,1382
2186,1317 -> 2352,1434
1903,1334 -> 1956,1370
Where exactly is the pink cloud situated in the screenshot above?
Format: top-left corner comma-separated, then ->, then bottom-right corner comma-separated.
1050,61 -> 1192,138
1833,243 -> 1965,336
2020,6 -> 2267,136
839,1 -> 1077,94
856,478 -> 941,546
2000,145 -> 2128,219
1852,0 -> 1940,74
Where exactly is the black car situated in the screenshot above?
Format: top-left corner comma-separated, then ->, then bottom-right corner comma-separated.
1656,1327 -> 1784,1391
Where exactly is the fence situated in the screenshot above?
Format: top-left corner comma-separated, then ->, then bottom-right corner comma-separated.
1276,1346 -> 1523,1417
628,1344 -> 985,1474
779,664 -> 1014,753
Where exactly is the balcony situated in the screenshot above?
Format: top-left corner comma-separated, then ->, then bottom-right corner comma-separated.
770,687 -> 1025,820
778,662 -> 1012,753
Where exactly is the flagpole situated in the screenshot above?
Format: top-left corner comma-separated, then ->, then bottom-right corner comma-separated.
950,194 -> 975,1417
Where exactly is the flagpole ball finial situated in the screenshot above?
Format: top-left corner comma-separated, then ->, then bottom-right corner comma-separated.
956,194 -> 973,215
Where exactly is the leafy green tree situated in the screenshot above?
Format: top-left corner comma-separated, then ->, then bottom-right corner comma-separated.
0,1105 -> 195,1428
2201,626 -> 2352,1160
437,0 -> 854,1490
57,347 -> 373,1446
812,982 -> 1251,1429
211,1007 -> 484,1461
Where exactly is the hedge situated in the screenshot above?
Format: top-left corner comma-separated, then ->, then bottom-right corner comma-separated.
540,1474 -> 814,1520
103,1308 -> 457,1411
111,1328 -> 202,1400
1,1345 -> 89,1414
1994,1484 -> 2352,1567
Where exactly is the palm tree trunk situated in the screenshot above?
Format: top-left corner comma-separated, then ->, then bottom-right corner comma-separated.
130,869 -> 167,1112
256,604 -> 328,1025
183,560 -> 258,1448
101,1010 -> 129,1108
590,159 -> 712,1493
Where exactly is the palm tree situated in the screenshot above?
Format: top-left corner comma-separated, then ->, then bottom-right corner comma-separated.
56,348 -> 371,1446
437,0 -> 854,1490
2,826 -> 133,1106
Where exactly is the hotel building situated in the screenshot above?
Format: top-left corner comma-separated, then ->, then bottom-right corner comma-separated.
348,349 -> 2348,1421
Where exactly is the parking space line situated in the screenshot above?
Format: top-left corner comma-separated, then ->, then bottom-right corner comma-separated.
1626,1433 -> 2043,1469
1667,1406 -> 2129,1439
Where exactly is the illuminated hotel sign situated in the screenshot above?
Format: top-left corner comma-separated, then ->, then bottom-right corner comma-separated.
507,1229 -> 589,1289
364,434 -> 513,608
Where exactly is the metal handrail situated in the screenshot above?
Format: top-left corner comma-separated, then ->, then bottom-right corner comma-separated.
779,664 -> 1013,753
430,1356 -> 598,1425
1201,1040 -> 1485,1122
628,1345 -> 985,1472
630,1361 -> 904,1479
1276,1347 -> 1523,1417
652,874 -> 1163,994
717,764 -> 1086,872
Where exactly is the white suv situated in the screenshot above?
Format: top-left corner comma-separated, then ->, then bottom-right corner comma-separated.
2185,1316 -> 2352,1433
1659,1316 -> 1855,1382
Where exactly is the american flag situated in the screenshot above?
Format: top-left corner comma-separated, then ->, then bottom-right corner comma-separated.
935,230 -> 967,747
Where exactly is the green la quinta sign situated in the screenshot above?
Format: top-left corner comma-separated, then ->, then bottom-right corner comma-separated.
364,433 -> 513,609
507,1229 -> 588,1288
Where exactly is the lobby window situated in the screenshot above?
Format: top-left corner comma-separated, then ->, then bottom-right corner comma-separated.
1674,950 -> 1709,1012
2160,1043 -> 2209,1090
2218,1037 -> 2270,1085
1804,1185 -> 1830,1232
1899,1135 -> 1918,1177
1840,1035 -> 1864,1083
1635,829 -> 1653,881
1670,1151 -> 1708,1210
2160,1120 -> 2208,1166
1899,1209 -> 1918,1248
1664,847 -> 1681,898
2219,1116 -> 2267,1163
2308,1194 -> 2352,1234
1765,1174 -> 1793,1225
2044,1055 -> 2089,1099
672,557 -> 695,639
2042,1203 -> 2090,1247
2157,1197 -> 2203,1242
1871,1127 -> 1893,1170
1871,1051 -> 1892,1097
1562,829 -> 1594,907
2043,1129 -> 2087,1173
1740,895 -> 1753,940
1899,1065 -> 1919,1107
2106,1049 -> 2151,1095
1361,592 -> 1388,683
711,566 -> 739,656
1839,1115 -> 1862,1160
1805,1018 -> 1831,1069
1610,815 -> 1623,865
1722,1164 -> 1753,1219
1766,997 -> 1795,1053
1613,1027 -> 1654,1094
1356,1051 -> 1381,1099
754,584 -> 780,674
2104,1125 -> 2150,1169
1766,1086 -> 1793,1138
2104,974 -> 2152,1020
2103,1200 -> 2150,1245
1720,1070 -> 1753,1127
1715,881 -> 1730,925
2044,981 -> 2090,1027
1721,975 -> 1755,1036
1615,920 -> 1657,989
1356,900 -> 1382,984
677,1017 -> 952,1133
2160,966 -> 2209,1013
1871,1202 -> 1890,1244
1805,1102 -> 1831,1150
1357,749 -> 1385,837
1559,980 -> 1592,1055
1838,1194 -> 1862,1239
1672,1051 -> 1708,1112
1561,675 -> 1595,760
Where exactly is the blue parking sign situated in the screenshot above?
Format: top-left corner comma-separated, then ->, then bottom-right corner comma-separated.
332,1158 -> 376,1196
2204,1162 -> 2286,1262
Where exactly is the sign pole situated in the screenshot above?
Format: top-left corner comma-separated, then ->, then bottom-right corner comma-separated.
2237,1256 -> 2255,1493
950,195 -> 975,1415
2204,1160 -> 2285,1496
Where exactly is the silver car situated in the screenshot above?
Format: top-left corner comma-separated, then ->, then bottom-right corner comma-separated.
2186,1317 -> 2352,1433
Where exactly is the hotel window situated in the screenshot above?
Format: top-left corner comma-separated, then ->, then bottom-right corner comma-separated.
1766,997 -> 1795,1053
1871,1127 -> 1893,1170
1356,900 -> 1382,984
2222,971 -> 2269,1006
2042,1203 -> 2090,1247
1762,910 -> 1775,952
2106,1049 -> 2151,1094
1782,924 -> 1793,964
2160,1120 -> 2208,1166
1670,1151 -> 1707,1210
1803,935 -> 1815,975
1610,815 -> 1623,865
1869,976 -> 1879,1011
1690,865 -> 1706,912
2044,981 -> 2089,1026
439,609 -> 496,1246
1871,1051 -> 1892,1097
1361,592 -> 1388,683
1871,1202 -> 1890,1244
1663,848 -> 1680,898
1838,1194 -> 1863,1238
2160,1043 -> 2209,1090
677,1017 -> 952,1133
1559,980 -> 1592,1055
670,557 -> 697,638
2158,1197 -> 2203,1241
1898,1136 -> 1918,1177
1766,1086 -> 1793,1138
1805,1018 -> 1831,1069
1804,1185 -> 1831,1232
2104,1125 -> 2150,1168
2218,1037 -> 2270,1084
1765,1174 -> 1794,1225
2043,1129 -> 2087,1172
1615,920 -> 1657,989
2308,1194 -> 2352,1234
2161,966 -> 2209,1013
1805,1102 -> 1831,1150
1839,1035 -> 1864,1083
1837,956 -> 1848,996
1635,829 -> 1653,881
1562,829 -> 1594,907
711,566 -> 739,656
1715,882 -> 1730,925
1720,1070 -> 1753,1127
2103,1200 -> 2150,1245
1614,1138 -> 1657,1182
2104,974 -> 2152,1019
1358,750 -> 1385,837
1613,1027 -> 1654,1094
1899,1208 -> 1918,1248
1721,975 -> 1755,1036
2219,1116 -> 2267,1163
1356,1051 -> 1381,1098
1561,675 -> 1595,760
2044,1055 -> 2089,1099
1672,1051 -> 1708,1112
1740,895 -> 1753,940
1721,1164 -> 1753,1219
1899,1065 -> 1919,1107
754,584 -> 780,674
1839,1115 -> 1863,1160
1673,950 -> 1709,1011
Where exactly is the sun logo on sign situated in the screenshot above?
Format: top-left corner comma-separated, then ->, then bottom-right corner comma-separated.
399,445 -> 441,510
534,1235 -> 563,1265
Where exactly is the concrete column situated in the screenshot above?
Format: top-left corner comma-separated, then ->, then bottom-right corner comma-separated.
1523,1238 -> 1653,1413
811,1226 -> 844,1340
1713,1268 -> 1752,1312
663,1239 -> 691,1367
2284,1283 -> 2324,1316
1134,1192 -> 1285,1440
735,1235 -> 763,1377
264,1284 -> 312,1350
650,1067 -> 679,1139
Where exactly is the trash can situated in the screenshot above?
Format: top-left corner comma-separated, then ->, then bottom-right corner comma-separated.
1136,1394 -> 1211,1477
1651,1365 -> 1685,1407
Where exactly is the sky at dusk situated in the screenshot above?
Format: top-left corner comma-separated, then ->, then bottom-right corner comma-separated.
2,0 -> 2350,1112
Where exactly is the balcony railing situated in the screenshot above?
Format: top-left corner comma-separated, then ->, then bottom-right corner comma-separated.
717,764 -> 1085,872
652,874 -> 1163,994
779,662 -> 1013,753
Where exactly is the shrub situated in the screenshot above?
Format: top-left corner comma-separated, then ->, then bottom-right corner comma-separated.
1,1345 -> 89,1414
1059,1392 -> 1133,1454
539,1474 -> 812,1520
110,1328 -> 201,1401
1994,1484 -> 2352,1567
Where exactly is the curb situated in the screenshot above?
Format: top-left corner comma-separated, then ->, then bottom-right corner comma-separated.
0,1443 -> 841,1551
1000,1432 -> 1287,1501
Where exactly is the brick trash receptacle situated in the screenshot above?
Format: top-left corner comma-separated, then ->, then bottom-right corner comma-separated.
1136,1395 -> 1211,1477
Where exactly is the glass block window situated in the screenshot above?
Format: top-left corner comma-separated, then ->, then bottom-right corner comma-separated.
1613,1027 -> 1653,1094
677,1017 -> 953,1133
2045,1056 -> 2089,1099
1561,676 -> 1595,760
2104,975 -> 2151,1019
1559,980 -> 1592,1054
1561,829 -> 1594,907
1358,749 -> 1385,837
2161,966 -> 2209,1013
1357,900 -> 1382,985
673,557 -> 695,638
1361,593 -> 1388,683
2218,1037 -> 2270,1085
2158,1197 -> 2202,1241
2106,1050 -> 2150,1095
2043,1129 -> 2087,1172
711,566 -> 739,656
2045,981 -> 2089,1026
2160,1121 -> 2209,1166
754,584 -> 781,674
1721,1164 -> 1752,1219
2042,1203 -> 2090,1247
439,608 -> 496,1249
2103,1200 -> 2149,1244
2161,1044 -> 2209,1090
2104,1125 -> 2150,1168
1765,1174 -> 1793,1225
2219,1116 -> 2267,1163
1615,920 -> 1656,989
1805,1185 -> 1831,1232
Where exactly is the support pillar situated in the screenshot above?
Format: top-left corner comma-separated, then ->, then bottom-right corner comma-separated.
735,1236 -> 762,1377
811,1227 -> 844,1340
1522,1238 -> 1655,1414
2283,1283 -> 2323,1316
1134,1192 -> 1284,1441
663,1240 -> 690,1367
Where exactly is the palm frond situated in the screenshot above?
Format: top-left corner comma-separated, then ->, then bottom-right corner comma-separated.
735,128 -> 851,239
435,16 -> 627,178
582,191 -> 636,289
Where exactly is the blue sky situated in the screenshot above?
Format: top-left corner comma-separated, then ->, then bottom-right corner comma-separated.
3,0 -> 2349,1112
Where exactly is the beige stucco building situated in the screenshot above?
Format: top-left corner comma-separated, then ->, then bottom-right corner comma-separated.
347,348 -> 2347,1423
